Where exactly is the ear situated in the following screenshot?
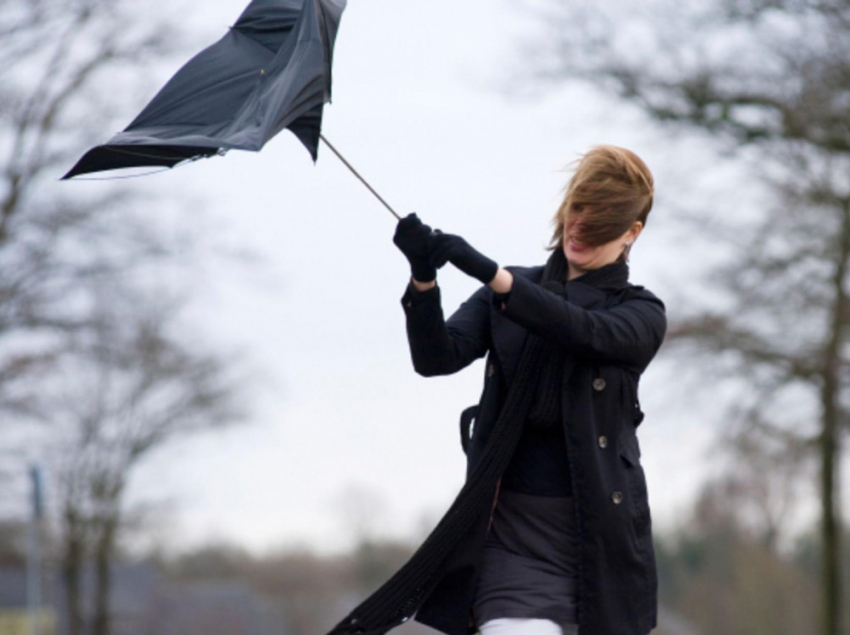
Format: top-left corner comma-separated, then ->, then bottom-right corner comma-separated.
630,220 -> 644,242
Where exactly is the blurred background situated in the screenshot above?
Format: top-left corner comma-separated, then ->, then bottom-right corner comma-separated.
1,0 -> 849,634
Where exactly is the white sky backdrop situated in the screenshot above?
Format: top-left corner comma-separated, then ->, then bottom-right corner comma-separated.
57,0 -> 825,556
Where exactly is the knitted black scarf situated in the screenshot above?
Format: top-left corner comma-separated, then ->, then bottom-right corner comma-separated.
328,249 -> 606,635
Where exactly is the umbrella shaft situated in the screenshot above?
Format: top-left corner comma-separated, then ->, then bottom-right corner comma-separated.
320,134 -> 400,220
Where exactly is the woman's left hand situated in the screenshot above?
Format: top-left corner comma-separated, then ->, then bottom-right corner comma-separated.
428,231 -> 499,285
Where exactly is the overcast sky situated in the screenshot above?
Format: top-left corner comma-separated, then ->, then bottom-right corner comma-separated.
58,0 -> 825,557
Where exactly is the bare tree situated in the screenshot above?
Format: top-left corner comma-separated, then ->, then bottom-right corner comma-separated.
523,1 -> 850,633
44,280 -> 246,635
0,2 -> 257,635
0,0 -> 195,422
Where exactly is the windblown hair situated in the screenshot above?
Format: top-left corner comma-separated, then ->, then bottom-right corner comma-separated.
549,144 -> 655,262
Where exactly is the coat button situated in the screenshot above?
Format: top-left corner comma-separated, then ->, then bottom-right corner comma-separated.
487,364 -> 495,378
593,377 -> 606,391
612,491 -> 623,504
598,435 -> 608,448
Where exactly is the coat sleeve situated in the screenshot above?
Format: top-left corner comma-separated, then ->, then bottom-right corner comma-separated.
400,280 -> 491,377
498,273 -> 667,371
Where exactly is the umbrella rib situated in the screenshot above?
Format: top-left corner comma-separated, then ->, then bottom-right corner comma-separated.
319,134 -> 400,220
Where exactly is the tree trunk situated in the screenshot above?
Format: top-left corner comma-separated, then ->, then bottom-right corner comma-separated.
820,205 -> 850,635
62,508 -> 84,635
92,512 -> 119,635
820,378 -> 841,635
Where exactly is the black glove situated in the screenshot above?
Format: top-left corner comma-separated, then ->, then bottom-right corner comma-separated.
393,212 -> 436,282
428,231 -> 499,284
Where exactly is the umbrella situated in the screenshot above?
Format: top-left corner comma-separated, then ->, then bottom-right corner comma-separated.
62,0 -> 348,177
63,0 -> 400,218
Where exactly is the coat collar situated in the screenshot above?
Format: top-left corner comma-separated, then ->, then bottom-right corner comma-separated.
567,257 -> 630,291
526,255 -> 630,293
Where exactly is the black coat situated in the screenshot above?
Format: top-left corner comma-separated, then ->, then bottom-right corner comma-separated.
399,260 -> 667,635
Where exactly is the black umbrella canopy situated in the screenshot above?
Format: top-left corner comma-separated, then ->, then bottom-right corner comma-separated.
63,0 -> 347,179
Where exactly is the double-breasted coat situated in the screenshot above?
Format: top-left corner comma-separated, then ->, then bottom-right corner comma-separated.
399,260 -> 667,635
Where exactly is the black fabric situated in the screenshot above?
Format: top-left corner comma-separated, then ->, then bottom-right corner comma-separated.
472,489 -> 580,625
526,281 -> 568,428
61,144 -> 220,177
495,257 -> 629,431
393,213 -> 437,283
401,255 -> 666,635
500,422 -> 571,496
428,231 -> 500,285
499,258 -> 629,498
326,249 -> 569,635
63,0 -> 347,179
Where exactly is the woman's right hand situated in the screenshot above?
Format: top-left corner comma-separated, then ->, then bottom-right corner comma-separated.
393,212 -> 437,284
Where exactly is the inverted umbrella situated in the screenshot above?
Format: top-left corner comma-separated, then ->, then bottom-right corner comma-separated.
61,0 -> 398,218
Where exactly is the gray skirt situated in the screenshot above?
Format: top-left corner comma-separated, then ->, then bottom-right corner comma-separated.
472,487 -> 580,626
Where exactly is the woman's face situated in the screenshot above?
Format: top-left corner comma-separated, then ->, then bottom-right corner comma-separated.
562,206 -> 642,278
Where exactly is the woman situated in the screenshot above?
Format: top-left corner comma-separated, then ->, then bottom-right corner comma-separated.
395,145 -> 665,635
327,145 -> 665,635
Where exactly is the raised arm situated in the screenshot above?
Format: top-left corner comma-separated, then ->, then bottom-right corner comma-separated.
400,282 -> 491,377
393,213 -> 492,376
496,272 -> 666,371
426,232 -> 666,371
